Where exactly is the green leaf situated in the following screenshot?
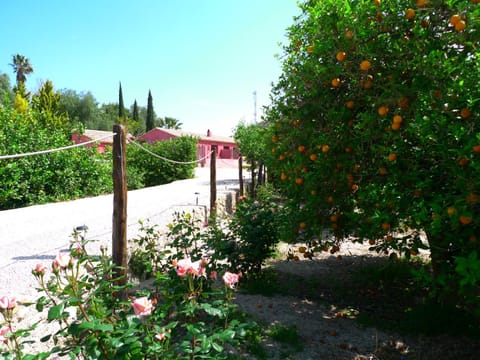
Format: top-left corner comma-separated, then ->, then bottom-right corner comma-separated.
47,303 -> 65,321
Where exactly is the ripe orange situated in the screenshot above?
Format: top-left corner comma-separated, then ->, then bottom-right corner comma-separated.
295,177 -> 304,185
388,153 -> 397,161
381,222 -> 391,231
327,196 -> 334,203
466,193 -> 479,205
309,153 -> 318,161
459,215 -> 473,225
460,108 -> 471,118
322,145 -> 330,153
336,51 -> 346,62
378,106 -> 389,116
458,157 -> 469,166
447,206 -> 457,216
373,0 -> 381,6
472,145 -> 480,153
391,123 -> 401,131
330,214 -> 339,222
379,167 -> 388,175
406,8 -> 415,19
331,78 -> 341,87
345,146 -> 353,153
298,145 -> 305,152
455,20 -> 466,31
360,60 -> 371,71
299,222 -> 307,229
279,154 -> 285,161
416,0 -> 428,8
346,100 -> 355,109
281,172 -> 287,181
393,115 -> 403,124
351,184 -> 359,191
307,45 -> 314,54
450,14 -> 462,26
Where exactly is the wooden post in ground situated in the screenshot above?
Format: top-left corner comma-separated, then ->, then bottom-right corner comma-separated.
238,156 -> 244,196
210,145 -> 217,217
112,124 -> 127,295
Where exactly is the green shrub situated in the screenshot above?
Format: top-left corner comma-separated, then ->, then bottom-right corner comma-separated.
127,136 -> 197,188
0,104 -> 112,209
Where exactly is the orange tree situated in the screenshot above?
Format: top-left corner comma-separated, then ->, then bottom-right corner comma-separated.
264,0 -> 480,306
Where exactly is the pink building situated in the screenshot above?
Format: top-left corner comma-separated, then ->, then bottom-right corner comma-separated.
138,128 -> 238,167
72,129 -> 134,153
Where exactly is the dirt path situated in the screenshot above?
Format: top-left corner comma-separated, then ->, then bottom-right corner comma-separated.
234,242 -> 480,360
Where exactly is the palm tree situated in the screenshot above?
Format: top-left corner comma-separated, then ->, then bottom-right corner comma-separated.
158,116 -> 183,130
10,54 -> 33,85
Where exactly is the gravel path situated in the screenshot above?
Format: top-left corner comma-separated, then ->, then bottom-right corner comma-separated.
0,166 -> 241,300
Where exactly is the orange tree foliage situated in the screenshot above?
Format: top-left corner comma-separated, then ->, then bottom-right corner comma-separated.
264,0 -> 480,299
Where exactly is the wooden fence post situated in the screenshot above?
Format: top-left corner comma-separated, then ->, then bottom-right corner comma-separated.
112,124 -> 127,295
210,145 -> 217,216
238,156 -> 244,197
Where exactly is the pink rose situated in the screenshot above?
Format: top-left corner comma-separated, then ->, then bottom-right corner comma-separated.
190,259 -> 207,277
222,271 -> 240,289
209,270 -> 218,280
0,326 -> 12,344
176,258 -> 193,277
132,297 -> 154,316
53,253 -> 72,270
33,263 -> 48,276
0,296 -> 16,310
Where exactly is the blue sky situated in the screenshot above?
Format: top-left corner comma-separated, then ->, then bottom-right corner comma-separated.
0,1 -> 300,136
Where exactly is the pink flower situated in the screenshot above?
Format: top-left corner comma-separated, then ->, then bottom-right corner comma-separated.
209,270 -> 218,280
132,297 -> 154,316
33,263 -> 48,276
222,271 -> 240,289
191,259 -> 207,277
176,258 -> 193,277
0,296 -> 16,310
53,253 -> 72,270
0,326 -> 12,344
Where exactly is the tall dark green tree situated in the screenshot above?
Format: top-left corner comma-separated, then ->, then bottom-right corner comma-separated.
146,90 -> 154,131
118,82 -> 124,119
132,99 -> 139,123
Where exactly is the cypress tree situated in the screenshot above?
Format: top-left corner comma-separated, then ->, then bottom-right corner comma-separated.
146,90 -> 154,131
132,100 -> 139,122
118,82 -> 125,119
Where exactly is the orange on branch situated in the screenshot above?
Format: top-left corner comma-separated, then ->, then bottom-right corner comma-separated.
406,8 -> 415,19
360,60 -> 371,71
322,145 -> 330,153
388,153 -> 397,161
336,51 -> 346,62
459,216 -> 473,225
472,145 -> 480,153
455,20 -> 466,31
391,123 -> 401,131
447,206 -> 457,216
298,145 -> 305,152
331,78 -> 341,87
460,108 -> 471,119
295,177 -> 304,185
450,14 -> 462,26
379,167 -> 388,175
381,222 -> 391,231
309,153 -> 318,161
307,45 -> 314,54
346,100 -> 355,109
393,115 -> 403,124
378,106 -> 389,116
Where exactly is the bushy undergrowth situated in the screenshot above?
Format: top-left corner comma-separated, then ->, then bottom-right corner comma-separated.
0,104 -> 112,209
